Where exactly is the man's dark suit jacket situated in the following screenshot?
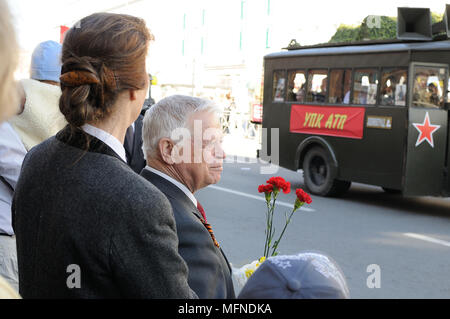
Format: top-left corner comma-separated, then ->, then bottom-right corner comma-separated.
124,115 -> 146,174
12,125 -> 196,298
141,168 -> 235,299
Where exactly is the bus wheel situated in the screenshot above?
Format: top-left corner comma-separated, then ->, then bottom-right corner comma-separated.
302,147 -> 350,197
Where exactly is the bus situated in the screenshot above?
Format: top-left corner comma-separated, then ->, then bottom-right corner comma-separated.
260,7 -> 450,197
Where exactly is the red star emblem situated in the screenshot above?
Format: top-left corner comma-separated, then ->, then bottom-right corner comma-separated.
412,112 -> 440,148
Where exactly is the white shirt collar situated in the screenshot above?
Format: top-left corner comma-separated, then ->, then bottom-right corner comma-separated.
145,165 -> 197,207
81,124 -> 127,163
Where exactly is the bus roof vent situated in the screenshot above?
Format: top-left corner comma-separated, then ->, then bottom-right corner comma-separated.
431,4 -> 450,40
397,7 -> 433,41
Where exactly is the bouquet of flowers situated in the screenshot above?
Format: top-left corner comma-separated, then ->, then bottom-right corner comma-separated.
232,176 -> 312,291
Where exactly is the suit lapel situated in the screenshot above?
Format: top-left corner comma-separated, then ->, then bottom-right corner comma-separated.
141,168 -> 233,275
140,168 -> 203,220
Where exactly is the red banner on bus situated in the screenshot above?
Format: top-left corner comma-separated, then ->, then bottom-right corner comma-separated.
290,104 -> 365,139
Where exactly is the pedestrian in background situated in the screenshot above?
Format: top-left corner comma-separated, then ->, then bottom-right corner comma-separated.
124,113 -> 146,174
0,0 -> 20,123
0,0 -> 22,299
13,13 -> 196,298
9,40 -> 66,151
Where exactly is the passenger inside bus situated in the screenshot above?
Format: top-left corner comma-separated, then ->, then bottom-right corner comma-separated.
381,85 -> 394,105
329,69 -> 351,104
413,74 -> 430,106
273,73 -> 285,102
306,70 -> 327,103
287,71 -> 306,102
313,77 -> 327,102
343,91 -> 350,104
380,69 -> 407,106
412,67 -> 445,108
381,76 -> 396,106
353,69 -> 378,105
428,83 -> 440,105
296,83 -> 306,102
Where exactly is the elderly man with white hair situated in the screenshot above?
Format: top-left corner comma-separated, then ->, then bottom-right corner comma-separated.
140,94 -> 235,299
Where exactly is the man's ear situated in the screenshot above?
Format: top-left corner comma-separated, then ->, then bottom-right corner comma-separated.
158,138 -> 175,164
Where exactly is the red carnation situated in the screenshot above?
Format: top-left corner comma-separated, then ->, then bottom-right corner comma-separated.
295,188 -> 312,204
258,184 -> 273,193
266,176 -> 291,194
283,181 -> 291,194
257,177 -> 312,258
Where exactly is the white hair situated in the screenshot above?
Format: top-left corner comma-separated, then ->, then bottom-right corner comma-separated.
142,94 -> 222,159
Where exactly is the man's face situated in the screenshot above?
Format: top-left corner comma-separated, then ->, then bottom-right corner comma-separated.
175,110 -> 226,193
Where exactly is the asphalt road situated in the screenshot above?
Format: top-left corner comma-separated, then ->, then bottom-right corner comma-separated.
196,158 -> 450,299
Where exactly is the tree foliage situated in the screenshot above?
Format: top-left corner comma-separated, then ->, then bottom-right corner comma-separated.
329,12 -> 444,43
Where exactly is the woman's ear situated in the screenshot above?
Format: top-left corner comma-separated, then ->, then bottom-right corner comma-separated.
129,89 -> 137,101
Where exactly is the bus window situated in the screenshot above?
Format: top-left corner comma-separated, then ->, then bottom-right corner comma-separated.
412,66 -> 446,108
272,70 -> 286,102
353,69 -> 378,105
287,70 -> 306,102
380,68 -> 407,106
328,69 -> 351,104
306,69 -> 328,103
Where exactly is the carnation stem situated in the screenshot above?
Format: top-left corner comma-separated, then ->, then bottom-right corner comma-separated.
271,203 -> 303,256
263,205 -> 270,257
266,194 -> 277,258
264,192 -> 278,258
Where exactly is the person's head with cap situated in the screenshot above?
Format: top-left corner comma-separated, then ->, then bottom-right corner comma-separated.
238,251 -> 350,299
30,40 -> 62,85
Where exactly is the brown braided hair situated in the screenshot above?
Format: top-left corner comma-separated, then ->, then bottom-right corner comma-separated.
59,13 -> 153,128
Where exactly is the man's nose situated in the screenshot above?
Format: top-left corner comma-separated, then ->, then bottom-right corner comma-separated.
215,144 -> 226,160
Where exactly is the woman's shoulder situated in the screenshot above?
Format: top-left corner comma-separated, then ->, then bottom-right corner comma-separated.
98,162 -> 172,211
104,168 -> 175,229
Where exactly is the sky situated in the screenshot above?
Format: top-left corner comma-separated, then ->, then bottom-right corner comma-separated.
8,0 -> 447,51
6,0 -> 449,90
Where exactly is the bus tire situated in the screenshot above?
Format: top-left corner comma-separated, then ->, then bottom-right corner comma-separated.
302,146 -> 350,197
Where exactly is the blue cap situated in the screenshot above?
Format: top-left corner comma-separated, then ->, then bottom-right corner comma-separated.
30,40 -> 62,83
238,251 -> 350,299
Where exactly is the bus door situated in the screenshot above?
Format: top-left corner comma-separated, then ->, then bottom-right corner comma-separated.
404,63 -> 449,196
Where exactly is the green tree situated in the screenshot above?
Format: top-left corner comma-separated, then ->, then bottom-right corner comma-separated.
359,16 -> 397,41
431,12 -> 443,24
328,24 -> 361,43
329,12 -> 444,43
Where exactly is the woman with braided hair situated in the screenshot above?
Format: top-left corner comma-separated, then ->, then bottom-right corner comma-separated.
12,13 -> 197,299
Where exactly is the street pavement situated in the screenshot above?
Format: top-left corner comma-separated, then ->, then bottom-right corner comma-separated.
196,134 -> 450,299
